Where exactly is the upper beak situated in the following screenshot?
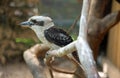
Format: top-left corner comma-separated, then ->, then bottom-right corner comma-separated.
20,21 -> 33,26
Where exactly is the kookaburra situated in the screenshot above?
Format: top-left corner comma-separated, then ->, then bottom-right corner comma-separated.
20,16 -> 78,61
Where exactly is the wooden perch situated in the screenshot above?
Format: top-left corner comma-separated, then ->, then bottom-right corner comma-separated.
45,56 -> 83,78
23,44 -> 50,78
46,41 -> 76,57
76,0 -> 100,77
23,43 -> 85,78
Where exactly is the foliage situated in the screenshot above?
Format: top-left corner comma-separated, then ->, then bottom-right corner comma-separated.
0,0 -> 39,63
15,38 -> 37,46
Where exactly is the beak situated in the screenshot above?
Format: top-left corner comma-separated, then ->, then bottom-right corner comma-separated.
20,21 -> 33,27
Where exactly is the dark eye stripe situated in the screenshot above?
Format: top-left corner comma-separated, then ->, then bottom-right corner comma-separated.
37,21 -> 44,26
30,19 -> 44,26
30,19 -> 37,23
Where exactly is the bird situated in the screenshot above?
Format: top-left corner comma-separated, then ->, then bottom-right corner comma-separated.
20,16 -> 79,61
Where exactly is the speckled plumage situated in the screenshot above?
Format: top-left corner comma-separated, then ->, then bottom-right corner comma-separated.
44,27 -> 73,47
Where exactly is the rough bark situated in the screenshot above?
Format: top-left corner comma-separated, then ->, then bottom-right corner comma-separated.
23,44 -> 50,78
76,0 -> 99,77
87,0 -> 111,60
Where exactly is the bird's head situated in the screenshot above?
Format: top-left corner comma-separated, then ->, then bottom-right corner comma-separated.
20,16 -> 54,30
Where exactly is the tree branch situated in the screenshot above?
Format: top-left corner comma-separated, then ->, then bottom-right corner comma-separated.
46,41 -> 76,57
67,15 -> 80,34
45,57 -> 82,78
23,44 -> 50,78
76,0 -> 100,77
101,11 -> 120,33
79,0 -> 90,39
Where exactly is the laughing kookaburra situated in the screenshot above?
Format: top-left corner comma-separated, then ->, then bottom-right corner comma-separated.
20,16 -> 78,61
